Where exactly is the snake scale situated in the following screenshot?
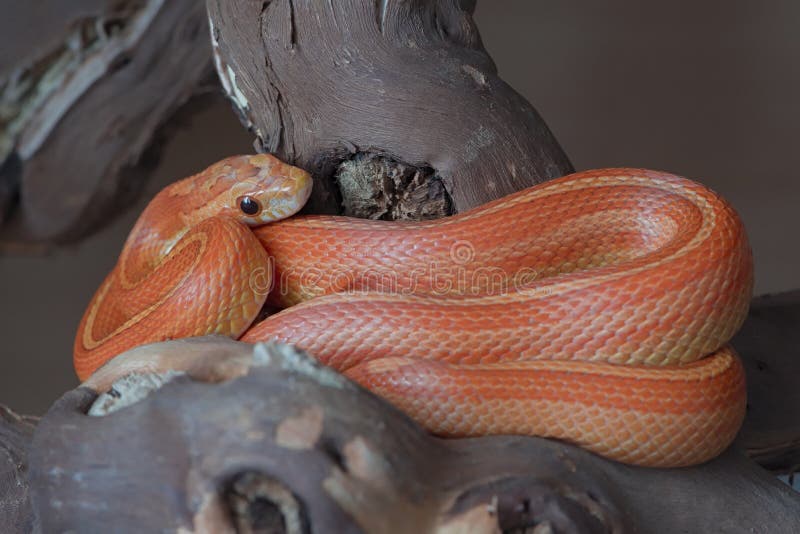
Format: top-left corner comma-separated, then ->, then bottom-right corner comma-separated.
74,154 -> 753,467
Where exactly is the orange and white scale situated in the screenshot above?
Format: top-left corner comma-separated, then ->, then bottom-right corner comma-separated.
75,155 -> 753,467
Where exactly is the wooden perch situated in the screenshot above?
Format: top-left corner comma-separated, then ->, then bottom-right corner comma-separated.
3,295 -> 796,531
736,290 -> 800,472
0,407 -> 37,533
19,339 -> 800,532
206,0 -> 573,216
1,0 -> 573,242
0,0 -> 214,243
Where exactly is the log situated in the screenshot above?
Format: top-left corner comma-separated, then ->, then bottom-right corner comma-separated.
25,339 -> 800,532
0,0 -> 214,243
5,293 -> 798,531
206,0 -> 573,216
736,290 -> 800,472
0,407 -> 37,533
1,0 -> 574,243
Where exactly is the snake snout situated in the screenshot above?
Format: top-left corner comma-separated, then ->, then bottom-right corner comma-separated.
285,167 -> 313,203
270,167 -> 312,214
249,166 -> 312,223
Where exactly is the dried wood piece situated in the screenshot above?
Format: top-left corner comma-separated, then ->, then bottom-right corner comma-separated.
735,290 -> 800,472
0,0 -> 214,242
29,340 -> 625,532
11,290 -> 800,532
0,0 -> 113,80
206,0 -> 573,217
226,471 -> 307,534
0,406 -> 38,533
27,339 -> 800,532
336,154 -> 453,220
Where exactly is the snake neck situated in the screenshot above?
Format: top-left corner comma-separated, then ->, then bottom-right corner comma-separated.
114,155 -> 314,285
117,180 -> 204,285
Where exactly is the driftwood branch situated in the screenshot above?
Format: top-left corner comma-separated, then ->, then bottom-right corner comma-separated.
206,0 -> 573,217
0,407 -> 37,532
4,293 -> 798,531
19,339 -> 800,532
0,0 -> 214,243
736,290 -> 800,472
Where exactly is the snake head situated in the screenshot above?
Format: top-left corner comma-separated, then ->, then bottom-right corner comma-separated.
218,154 -> 313,225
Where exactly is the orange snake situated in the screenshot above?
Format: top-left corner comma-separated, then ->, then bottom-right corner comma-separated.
75,154 -> 753,467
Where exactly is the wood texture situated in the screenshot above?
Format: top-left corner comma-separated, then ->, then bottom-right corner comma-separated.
0,407 -> 37,533
736,290 -> 800,472
206,0 -> 573,217
6,293 -> 798,531
0,0 -> 213,243
24,339 -> 800,532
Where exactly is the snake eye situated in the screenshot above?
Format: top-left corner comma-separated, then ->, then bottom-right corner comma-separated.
238,195 -> 261,215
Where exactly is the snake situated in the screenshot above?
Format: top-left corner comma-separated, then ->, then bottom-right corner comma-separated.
74,154 -> 753,467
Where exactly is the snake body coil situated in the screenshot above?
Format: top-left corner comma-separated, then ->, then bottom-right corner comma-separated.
75,156 -> 753,467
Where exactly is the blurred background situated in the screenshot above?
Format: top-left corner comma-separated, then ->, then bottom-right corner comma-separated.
1,0 -> 798,414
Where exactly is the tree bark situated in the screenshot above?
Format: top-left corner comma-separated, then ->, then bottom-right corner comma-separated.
0,0 -> 214,243
206,0 -> 573,217
736,290 -> 800,473
21,339 -> 800,533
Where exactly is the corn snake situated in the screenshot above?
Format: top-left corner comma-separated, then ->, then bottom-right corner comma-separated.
74,154 -> 753,467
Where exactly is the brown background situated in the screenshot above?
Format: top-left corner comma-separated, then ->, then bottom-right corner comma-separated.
1,0 -> 798,414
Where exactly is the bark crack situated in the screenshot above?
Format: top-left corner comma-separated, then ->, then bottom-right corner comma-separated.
376,0 -> 389,35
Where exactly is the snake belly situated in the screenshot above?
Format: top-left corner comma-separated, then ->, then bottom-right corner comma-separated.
243,168 -> 753,467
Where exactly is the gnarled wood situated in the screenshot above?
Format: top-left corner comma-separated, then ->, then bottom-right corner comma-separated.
26,339 -> 800,532
0,407 -> 37,533
736,291 -> 800,472
8,290 -> 800,532
206,0 -> 573,217
0,0 -> 214,243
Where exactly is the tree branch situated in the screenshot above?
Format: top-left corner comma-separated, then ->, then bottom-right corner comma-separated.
736,291 -> 800,472
0,407 -> 37,533
24,339 -> 800,532
0,0 -> 214,243
206,0 -> 573,217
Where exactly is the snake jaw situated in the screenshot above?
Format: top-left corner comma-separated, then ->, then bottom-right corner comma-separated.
256,167 -> 313,224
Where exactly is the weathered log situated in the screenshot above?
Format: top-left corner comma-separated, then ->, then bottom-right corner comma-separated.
0,407 -> 37,533
0,0 -> 574,242
736,290 -> 800,473
24,339 -> 800,532
0,0 -> 214,243
206,0 -> 573,217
